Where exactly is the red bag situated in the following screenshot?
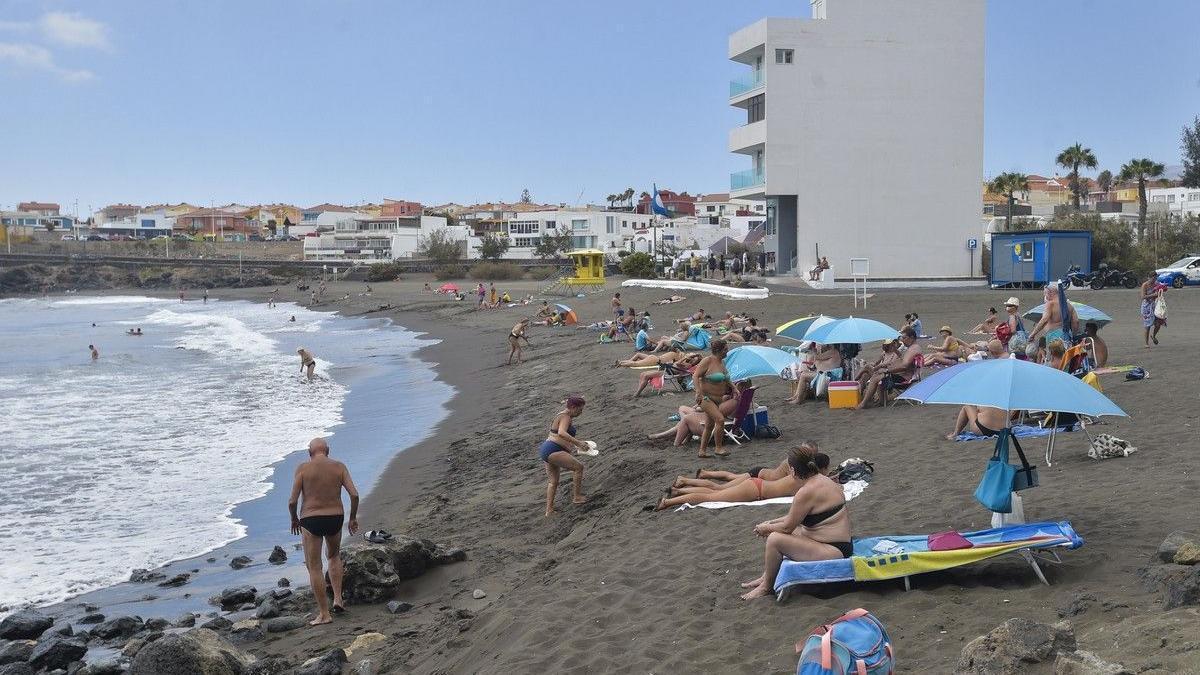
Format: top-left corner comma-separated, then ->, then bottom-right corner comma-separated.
994,322 -> 1013,346
927,531 -> 973,551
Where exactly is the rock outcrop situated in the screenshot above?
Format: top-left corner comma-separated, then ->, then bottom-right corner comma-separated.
0,611 -> 53,640
339,535 -> 465,604
958,618 -> 1077,674
129,628 -> 253,675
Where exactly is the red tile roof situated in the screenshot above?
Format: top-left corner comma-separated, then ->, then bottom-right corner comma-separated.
18,201 -> 59,211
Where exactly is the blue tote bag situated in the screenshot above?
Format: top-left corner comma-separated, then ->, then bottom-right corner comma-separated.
974,431 -> 1016,513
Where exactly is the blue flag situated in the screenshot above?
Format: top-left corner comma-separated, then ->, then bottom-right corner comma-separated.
650,184 -> 672,217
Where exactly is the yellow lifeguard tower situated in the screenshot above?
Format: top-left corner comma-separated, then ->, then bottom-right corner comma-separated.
542,249 -> 608,295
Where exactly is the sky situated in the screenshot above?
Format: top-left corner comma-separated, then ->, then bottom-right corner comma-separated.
1,0 -> 1198,215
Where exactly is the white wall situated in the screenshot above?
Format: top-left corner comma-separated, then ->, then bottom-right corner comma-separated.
731,0 -> 984,278
1148,187 -> 1200,217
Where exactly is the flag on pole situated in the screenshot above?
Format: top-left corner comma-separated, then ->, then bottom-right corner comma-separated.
650,184 -> 672,217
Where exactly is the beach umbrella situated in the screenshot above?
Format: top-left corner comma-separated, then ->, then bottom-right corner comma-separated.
438,282 -> 459,293
555,303 -> 578,326
802,317 -> 899,345
898,358 -> 1127,465
1022,301 -> 1113,328
776,314 -> 834,342
723,345 -> 798,382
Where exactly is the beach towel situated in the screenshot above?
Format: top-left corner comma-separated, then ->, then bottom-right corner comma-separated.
1091,365 -> 1138,375
954,424 -> 1075,442
674,479 -> 868,512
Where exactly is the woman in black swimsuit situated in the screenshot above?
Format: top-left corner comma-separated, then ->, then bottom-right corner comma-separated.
739,443 -> 852,600
946,404 -> 1008,440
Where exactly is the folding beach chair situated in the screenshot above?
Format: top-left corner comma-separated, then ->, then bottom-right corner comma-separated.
721,386 -> 757,445
657,362 -> 694,393
889,353 -> 925,407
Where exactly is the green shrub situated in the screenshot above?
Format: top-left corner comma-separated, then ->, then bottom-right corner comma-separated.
527,266 -> 560,281
469,262 -> 524,280
434,265 -> 466,280
619,252 -> 655,279
616,249 -> 631,258
365,262 -> 403,282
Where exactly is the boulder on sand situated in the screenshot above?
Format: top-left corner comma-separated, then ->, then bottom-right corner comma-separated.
89,615 -> 144,640
1154,531 -> 1200,564
0,663 -> 35,675
0,610 -> 54,640
339,535 -> 464,604
28,634 -> 88,672
129,628 -> 253,675
217,586 -> 257,609
296,649 -> 347,675
229,556 -> 252,570
0,640 -> 34,665
958,618 -> 1076,675
267,546 -> 287,564
1054,650 -> 1132,675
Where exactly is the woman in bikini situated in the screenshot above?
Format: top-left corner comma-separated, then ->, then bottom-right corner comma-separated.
652,448 -> 823,511
646,381 -> 748,445
691,339 -> 731,458
970,307 -> 999,334
297,348 -> 316,381
739,443 -> 852,600
508,317 -> 531,365
946,404 -> 1008,440
539,396 -> 591,517
617,350 -> 685,368
671,453 -> 830,493
633,353 -> 703,397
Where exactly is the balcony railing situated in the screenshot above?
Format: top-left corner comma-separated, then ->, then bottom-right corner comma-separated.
731,168 -> 765,191
729,70 -> 764,97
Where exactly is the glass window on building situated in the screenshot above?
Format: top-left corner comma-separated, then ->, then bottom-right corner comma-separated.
775,48 -> 793,64
572,219 -> 588,230
606,216 -> 615,234
747,94 -> 764,124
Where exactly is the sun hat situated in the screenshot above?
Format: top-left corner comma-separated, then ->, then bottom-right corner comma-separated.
1004,297 -> 1020,307
939,326 -> 952,334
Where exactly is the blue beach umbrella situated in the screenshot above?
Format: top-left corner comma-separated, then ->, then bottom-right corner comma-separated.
1023,301 -> 1113,328
898,359 -> 1126,417
803,317 -> 899,345
723,345 -> 798,381
776,314 -> 834,342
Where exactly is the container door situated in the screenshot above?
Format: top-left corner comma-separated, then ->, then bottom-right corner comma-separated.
1033,240 -> 1048,282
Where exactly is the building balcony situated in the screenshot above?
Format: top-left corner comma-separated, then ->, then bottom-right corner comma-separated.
731,168 -> 765,192
729,122 -> 765,154
729,70 -> 763,98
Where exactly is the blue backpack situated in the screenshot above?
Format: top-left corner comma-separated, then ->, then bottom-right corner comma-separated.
797,608 -> 895,675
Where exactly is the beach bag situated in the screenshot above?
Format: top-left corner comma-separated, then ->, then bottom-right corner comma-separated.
831,459 -> 874,484
754,424 -> 782,440
796,608 -> 895,675
994,321 -> 1013,345
1154,295 -> 1167,320
1009,434 -> 1039,492
1125,367 -> 1147,381
974,435 -> 1016,513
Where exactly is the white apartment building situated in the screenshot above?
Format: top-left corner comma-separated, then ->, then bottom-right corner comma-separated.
466,208 -> 663,260
303,214 -> 450,261
728,0 -> 984,279
292,204 -> 360,237
1148,186 -> 1200,218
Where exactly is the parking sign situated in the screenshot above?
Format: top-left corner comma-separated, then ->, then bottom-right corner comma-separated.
967,238 -> 978,250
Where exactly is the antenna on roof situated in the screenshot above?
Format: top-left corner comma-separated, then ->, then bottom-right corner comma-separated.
576,187 -> 585,206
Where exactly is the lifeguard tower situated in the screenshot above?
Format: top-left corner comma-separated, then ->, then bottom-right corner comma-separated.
541,249 -> 608,295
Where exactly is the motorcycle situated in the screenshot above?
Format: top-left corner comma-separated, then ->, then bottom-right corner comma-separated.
1062,264 -> 1095,289
1087,263 -> 1139,290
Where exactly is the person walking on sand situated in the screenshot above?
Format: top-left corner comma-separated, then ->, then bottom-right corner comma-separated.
539,396 -> 591,516
476,283 -> 486,309
297,347 -> 317,380
288,438 -> 359,625
508,317 -> 532,365
89,344 -> 99,360
1140,271 -> 1166,347
489,283 -> 497,306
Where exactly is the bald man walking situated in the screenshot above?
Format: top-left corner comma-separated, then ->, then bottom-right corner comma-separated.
288,438 -> 360,625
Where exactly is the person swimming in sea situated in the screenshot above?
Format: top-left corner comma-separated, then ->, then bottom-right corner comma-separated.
297,347 -> 316,380
289,315 -> 296,322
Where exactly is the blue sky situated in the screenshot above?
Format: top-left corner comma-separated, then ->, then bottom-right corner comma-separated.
1,0 -> 1197,214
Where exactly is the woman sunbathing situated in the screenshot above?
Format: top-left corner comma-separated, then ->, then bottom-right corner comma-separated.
969,307 -> 1000,334
645,381 -> 748,443
673,453 -> 830,492
649,322 -> 691,352
618,350 -> 689,367
924,326 -> 971,367
656,295 -> 686,305
633,354 -> 703,397
739,443 -> 852,600
654,440 -> 811,512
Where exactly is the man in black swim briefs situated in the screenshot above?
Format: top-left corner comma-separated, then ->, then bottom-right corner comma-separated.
288,438 -> 360,625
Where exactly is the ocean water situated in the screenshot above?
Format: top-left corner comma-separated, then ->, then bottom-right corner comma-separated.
0,295 -> 451,613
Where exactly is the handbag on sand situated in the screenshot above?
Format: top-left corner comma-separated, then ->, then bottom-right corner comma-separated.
1088,433 -> 1138,460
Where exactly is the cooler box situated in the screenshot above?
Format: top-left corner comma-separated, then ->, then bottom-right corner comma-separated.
740,405 -> 769,436
827,381 -> 861,409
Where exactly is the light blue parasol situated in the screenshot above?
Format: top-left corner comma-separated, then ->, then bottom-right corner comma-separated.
802,317 -> 899,345
723,345 -> 798,381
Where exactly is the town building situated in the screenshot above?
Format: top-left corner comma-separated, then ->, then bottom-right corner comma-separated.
635,189 -> 697,216
302,214 -> 450,261
173,208 -> 251,239
727,0 -> 984,278
95,204 -> 142,225
1148,186 -> 1200,218
293,204 -> 360,237
18,202 -> 60,216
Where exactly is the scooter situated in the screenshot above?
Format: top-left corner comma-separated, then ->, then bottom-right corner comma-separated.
1062,264 -> 1094,289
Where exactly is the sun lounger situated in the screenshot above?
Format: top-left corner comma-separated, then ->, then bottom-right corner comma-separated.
955,423 -> 1076,442
773,520 -> 1083,601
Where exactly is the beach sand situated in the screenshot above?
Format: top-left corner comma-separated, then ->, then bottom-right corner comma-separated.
151,277 -> 1199,672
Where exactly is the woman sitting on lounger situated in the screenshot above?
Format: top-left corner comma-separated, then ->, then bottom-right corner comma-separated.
633,354 -> 703,397
946,404 -> 1008,440
739,443 -> 851,600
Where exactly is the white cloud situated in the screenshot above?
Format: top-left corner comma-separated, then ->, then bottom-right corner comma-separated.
40,11 -> 109,50
0,42 -> 94,82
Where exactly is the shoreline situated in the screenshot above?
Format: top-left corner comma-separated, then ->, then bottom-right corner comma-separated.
25,287 -> 469,625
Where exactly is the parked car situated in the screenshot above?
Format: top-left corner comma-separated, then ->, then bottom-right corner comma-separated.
86,235 -> 105,241
60,234 -> 76,241
1156,254 -> 1200,289
248,234 -> 264,242
172,234 -> 192,241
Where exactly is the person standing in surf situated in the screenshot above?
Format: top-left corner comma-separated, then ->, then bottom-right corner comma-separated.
288,438 -> 360,626
297,347 -> 316,380
89,344 -> 99,360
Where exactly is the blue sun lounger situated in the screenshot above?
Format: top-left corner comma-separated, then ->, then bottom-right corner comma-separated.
773,521 -> 1083,601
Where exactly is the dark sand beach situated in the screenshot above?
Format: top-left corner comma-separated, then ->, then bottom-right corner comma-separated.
180,275 -> 1199,674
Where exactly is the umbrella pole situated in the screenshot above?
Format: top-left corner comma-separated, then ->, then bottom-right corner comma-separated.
1045,421 -> 1057,467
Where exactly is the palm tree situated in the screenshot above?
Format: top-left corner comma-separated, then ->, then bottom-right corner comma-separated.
1055,143 -> 1098,209
1096,169 -> 1113,200
987,172 -> 1030,232
622,187 -> 635,208
1119,158 -> 1166,240
606,193 -> 617,209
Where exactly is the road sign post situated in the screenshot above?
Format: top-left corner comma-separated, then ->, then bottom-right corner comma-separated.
967,238 -> 978,277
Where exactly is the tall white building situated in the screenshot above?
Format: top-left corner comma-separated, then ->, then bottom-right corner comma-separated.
1148,186 -> 1200,218
728,0 -> 984,279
